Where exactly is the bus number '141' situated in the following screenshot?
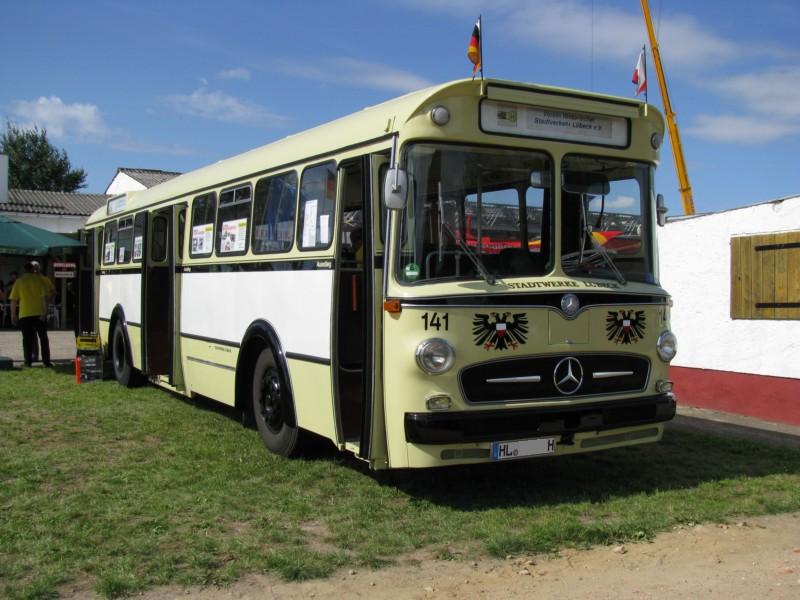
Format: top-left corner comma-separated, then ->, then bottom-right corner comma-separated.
421,312 -> 449,331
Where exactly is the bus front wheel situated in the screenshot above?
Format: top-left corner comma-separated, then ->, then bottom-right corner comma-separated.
252,348 -> 302,457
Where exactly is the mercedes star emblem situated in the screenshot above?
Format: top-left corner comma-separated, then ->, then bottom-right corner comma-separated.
561,293 -> 580,317
553,357 -> 583,395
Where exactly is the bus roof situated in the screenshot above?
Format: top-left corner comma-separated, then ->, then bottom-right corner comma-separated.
87,78 -> 646,225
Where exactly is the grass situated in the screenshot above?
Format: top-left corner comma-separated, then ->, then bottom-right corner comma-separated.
1,367 -> 800,598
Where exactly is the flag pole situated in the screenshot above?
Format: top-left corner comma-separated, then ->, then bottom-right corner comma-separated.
479,14 -> 484,81
642,45 -> 648,104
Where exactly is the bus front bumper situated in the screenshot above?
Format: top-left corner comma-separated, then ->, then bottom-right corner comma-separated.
404,393 -> 676,445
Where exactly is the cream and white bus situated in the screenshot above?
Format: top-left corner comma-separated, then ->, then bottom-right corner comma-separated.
77,78 -> 678,469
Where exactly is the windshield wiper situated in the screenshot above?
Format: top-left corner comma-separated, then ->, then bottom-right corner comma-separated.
577,193 -> 626,285
436,182 -> 497,285
445,221 -> 498,285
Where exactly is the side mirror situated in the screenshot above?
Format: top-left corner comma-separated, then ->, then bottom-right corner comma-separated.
562,171 -> 610,196
656,193 -> 668,227
529,169 -> 549,189
383,167 -> 408,210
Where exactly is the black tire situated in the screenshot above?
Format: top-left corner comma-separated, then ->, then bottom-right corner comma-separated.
252,347 -> 303,457
111,323 -> 140,387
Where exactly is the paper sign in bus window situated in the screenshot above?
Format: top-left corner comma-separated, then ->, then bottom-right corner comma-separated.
302,199 -> 318,247
133,236 -> 143,260
220,218 -> 247,253
319,214 -> 329,245
104,242 -> 115,264
118,246 -> 126,263
192,223 -> 213,253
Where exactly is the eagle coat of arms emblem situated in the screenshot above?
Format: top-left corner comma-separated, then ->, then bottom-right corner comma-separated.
472,312 -> 529,350
605,309 -> 646,344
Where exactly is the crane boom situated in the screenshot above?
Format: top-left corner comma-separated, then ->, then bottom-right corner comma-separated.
640,0 -> 696,215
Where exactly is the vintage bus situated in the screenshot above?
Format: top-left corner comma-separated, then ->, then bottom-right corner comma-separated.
77,78 -> 677,469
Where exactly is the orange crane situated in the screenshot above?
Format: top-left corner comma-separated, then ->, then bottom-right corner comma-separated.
640,0 -> 696,215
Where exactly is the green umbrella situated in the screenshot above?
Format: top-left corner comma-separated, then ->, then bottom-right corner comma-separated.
0,214 -> 84,256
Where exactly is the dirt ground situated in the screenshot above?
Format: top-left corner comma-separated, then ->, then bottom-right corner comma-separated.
84,512 -> 800,599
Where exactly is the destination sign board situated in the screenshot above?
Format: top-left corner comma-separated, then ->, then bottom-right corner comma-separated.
481,100 -> 629,148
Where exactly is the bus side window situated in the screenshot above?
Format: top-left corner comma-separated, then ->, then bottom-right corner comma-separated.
252,171 -> 298,254
151,216 -> 168,262
96,229 -> 103,268
298,161 -> 336,251
103,221 -> 117,265
132,213 -> 146,262
190,192 -> 216,258
117,216 -> 134,264
178,208 -> 186,259
216,184 -> 251,255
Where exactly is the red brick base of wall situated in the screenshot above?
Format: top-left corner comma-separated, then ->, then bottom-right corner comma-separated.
671,366 -> 800,426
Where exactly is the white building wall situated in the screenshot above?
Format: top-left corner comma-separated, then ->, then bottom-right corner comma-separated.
658,195 -> 800,379
105,172 -> 146,195
3,211 -> 88,234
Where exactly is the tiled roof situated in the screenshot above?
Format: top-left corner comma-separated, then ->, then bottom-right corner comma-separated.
117,167 -> 181,188
1,189 -> 110,216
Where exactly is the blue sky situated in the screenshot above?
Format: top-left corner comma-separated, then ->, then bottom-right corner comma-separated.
2,0 -> 798,216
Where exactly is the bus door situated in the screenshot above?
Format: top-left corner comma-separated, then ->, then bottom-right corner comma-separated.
334,157 -> 373,452
143,207 -> 173,379
75,228 -> 98,335
334,153 -> 389,463
171,203 -> 186,389
365,153 -> 390,464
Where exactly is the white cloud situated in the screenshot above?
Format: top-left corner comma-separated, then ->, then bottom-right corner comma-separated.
685,67 -> 800,144
218,67 -> 251,81
712,67 -> 800,119
162,88 -> 289,127
274,58 -> 433,93
402,0 -> 738,70
686,114 -> 798,144
9,96 -> 109,140
7,95 -> 196,155
608,196 -> 636,210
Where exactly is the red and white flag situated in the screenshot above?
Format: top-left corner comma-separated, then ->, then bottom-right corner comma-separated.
632,48 -> 647,96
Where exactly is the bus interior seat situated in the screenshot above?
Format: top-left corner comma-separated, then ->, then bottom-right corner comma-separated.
499,247 -> 543,275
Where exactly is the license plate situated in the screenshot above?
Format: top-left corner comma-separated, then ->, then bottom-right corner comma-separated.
491,437 -> 557,461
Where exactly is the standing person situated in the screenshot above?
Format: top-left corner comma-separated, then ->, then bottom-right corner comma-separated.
32,261 -> 56,321
9,261 -> 53,367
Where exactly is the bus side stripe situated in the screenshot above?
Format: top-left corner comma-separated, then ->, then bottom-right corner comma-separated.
285,352 -> 331,366
186,356 -> 236,371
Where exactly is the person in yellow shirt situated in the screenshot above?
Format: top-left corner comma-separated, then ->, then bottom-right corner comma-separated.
9,261 -> 53,367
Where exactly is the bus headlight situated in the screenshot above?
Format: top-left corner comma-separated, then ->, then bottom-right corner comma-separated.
656,330 -> 677,362
416,338 -> 455,374
430,105 -> 450,126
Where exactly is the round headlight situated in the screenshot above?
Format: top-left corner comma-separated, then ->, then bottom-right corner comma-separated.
415,338 -> 455,374
430,105 -> 450,126
656,330 -> 677,362
651,132 -> 662,149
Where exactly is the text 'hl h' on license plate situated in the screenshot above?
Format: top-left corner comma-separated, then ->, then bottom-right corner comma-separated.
491,437 -> 557,461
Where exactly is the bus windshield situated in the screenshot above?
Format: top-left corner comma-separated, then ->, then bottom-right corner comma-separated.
398,143 -> 553,284
397,144 -> 656,286
560,155 -> 655,284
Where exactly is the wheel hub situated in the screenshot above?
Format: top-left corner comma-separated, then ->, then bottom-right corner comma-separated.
259,368 -> 283,432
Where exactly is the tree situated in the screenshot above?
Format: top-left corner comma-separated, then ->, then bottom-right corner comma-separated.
1,122 -> 87,192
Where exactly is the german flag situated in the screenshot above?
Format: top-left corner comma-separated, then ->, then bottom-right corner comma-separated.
467,19 -> 481,75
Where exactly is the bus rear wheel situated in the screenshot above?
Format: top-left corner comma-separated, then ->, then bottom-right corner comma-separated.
252,348 -> 302,457
111,323 -> 141,387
